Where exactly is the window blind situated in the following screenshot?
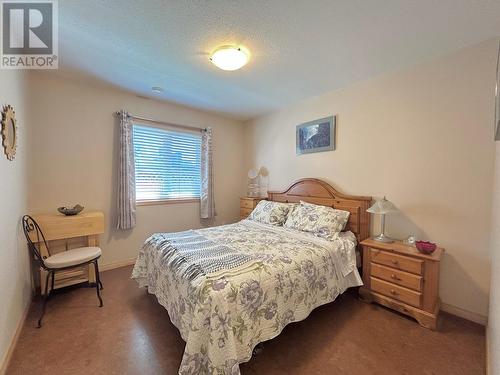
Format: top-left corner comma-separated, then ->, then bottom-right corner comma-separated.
133,124 -> 201,201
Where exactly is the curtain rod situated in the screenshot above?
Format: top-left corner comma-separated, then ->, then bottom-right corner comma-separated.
115,110 -> 207,133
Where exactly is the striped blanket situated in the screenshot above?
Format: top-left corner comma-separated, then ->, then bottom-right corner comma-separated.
142,230 -> 258,285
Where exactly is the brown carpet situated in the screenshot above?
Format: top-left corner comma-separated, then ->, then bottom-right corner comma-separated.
6,266 -> 485,375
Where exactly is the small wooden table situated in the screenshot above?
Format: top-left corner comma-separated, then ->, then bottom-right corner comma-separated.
30,211 -> 105,294
359,238 -> 444,330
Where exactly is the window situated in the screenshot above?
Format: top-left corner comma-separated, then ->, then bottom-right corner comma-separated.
133,124 -> 201,203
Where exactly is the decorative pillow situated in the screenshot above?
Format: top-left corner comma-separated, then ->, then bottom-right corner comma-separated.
286,202 -> 299,214
248,201 -> 290,226
284,200 -> 350,240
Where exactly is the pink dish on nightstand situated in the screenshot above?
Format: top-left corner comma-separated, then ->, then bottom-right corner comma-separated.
415,241 -> 437,254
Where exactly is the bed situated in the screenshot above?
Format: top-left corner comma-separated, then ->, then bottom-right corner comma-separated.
132,178 -> 371,375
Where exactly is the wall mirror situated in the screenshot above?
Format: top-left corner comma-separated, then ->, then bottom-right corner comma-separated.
1,105 -> 17,160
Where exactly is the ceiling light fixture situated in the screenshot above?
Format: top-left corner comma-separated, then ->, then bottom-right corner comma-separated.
209,46 -> 249,71
151,86 -> 164,94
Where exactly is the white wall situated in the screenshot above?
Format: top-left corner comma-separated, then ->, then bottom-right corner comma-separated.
27,72 -> 246,266
0,70 -> 32,372
244,40 -> 498,319
488,141 -> 500,373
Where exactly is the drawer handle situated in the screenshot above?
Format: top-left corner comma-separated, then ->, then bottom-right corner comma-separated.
391,259 -> 399,265
390,274 -> 400,281
390,289 -> 398,295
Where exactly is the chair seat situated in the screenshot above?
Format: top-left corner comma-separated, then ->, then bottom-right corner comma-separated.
44,247 -> 102,269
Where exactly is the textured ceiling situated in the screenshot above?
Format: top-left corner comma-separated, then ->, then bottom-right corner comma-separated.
59,0 -> 500,120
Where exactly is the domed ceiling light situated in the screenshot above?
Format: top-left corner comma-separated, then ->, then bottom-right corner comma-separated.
209,46 -> 249,71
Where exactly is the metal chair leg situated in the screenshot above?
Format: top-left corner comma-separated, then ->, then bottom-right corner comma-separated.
38,271 -> 53,328
99,280 -> 104,290
94,261 -> 103,307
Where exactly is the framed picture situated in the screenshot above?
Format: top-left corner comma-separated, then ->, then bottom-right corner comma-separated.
495,41 -> 500,141
296,115 -> 335,155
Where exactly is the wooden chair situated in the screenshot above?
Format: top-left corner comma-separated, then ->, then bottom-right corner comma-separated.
22,215 -> 104,327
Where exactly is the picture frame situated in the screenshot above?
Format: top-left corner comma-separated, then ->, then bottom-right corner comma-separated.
296,115 -> 335,155
495,41 -> 500,141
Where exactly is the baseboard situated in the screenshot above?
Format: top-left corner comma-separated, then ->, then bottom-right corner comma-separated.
0,297 -> 31,375
100,257 -> 136,272
441,302 -> 488,326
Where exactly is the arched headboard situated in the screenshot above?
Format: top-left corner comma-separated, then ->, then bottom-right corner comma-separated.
267,178 -> 372,244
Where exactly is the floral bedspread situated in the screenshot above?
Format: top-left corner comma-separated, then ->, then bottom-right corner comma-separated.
131,220 -> 363,375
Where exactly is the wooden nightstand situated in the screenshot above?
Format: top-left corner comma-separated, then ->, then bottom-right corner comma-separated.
240,197 -> 265,220
359,238 -> 444,330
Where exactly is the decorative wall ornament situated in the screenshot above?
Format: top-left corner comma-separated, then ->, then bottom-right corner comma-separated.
1,105 -> 17,160
296,115 -> 336,155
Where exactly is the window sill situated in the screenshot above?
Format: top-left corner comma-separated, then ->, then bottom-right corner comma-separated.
137,198 -> 200,206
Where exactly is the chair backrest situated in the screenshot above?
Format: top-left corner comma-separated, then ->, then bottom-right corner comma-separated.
22,215 -> 50,269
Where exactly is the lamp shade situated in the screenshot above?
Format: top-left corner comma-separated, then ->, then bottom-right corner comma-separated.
367,197 -> 398,214
247,168 -> 259,179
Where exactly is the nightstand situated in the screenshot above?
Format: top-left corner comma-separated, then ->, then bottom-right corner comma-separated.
359,238 -> 444,330
240,197 -> 265,220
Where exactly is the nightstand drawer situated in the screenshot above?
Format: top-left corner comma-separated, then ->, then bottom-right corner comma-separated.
371,277 -> 422,308
240,199 -> 257,209
360,238 -> 444,330
240,207 -> 253,218
370,248 -> 424,275
371,263 -> 423,291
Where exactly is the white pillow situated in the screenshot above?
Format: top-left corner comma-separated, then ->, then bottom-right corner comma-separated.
248,200 -> 290,226
284,200 -> 350,240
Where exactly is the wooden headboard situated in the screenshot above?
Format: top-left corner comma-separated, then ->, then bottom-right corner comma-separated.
267,178 -> 372,244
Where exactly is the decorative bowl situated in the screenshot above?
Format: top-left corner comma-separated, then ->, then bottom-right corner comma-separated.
415,241 -> 437,254
57,204 -> 84,216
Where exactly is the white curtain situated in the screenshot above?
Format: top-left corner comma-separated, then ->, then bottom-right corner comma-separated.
200,127 -> 215,219
117,110 -> 136,229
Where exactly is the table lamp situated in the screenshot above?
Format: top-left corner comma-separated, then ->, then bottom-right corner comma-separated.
367,197 -> 398,243
247,168 -> 260,197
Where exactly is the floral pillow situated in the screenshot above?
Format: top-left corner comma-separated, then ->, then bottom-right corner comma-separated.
284,200 -> 350,240
248,201 -> 290,226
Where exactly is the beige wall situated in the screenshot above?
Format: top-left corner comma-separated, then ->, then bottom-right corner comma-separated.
488,142 -> 500,373
0,70 -> 32,372
244,40 -> 498,319
27,72 -> 246,266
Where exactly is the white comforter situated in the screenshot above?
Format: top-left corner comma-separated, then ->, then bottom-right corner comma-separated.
132,220 -> 362,375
